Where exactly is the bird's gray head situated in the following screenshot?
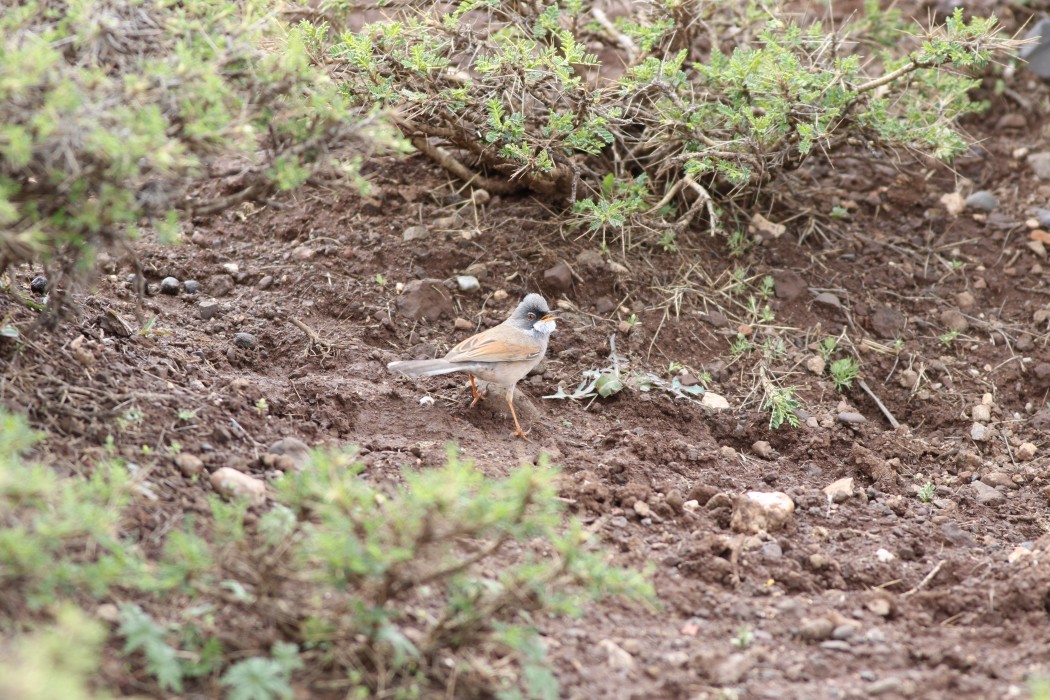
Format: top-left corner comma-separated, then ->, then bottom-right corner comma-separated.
509,293 -> 559,335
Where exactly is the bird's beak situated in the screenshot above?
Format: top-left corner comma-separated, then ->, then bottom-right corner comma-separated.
541,310 -> 561,321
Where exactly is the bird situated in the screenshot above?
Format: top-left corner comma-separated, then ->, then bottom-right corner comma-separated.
387,293 -> 559,438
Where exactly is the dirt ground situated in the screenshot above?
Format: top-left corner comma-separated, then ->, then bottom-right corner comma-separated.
8,9 -> 1050,700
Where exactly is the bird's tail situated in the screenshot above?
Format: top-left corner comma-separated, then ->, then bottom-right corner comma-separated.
387,359 -> 480,378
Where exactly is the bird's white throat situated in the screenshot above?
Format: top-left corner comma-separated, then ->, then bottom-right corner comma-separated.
532,318 -> 556,335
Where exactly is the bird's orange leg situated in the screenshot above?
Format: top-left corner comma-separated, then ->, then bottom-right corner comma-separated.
507,393 -> 529,439
469,373 -> 484,408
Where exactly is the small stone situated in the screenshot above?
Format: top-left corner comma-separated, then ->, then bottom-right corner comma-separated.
814,292 -> 843,309
292,245 -> 315,260
174,453 -> 204,476
1009,546 -> 1033,564
731,491 -> 794,533
30,276 -> 48,295
867,678 -> 902,696
837,412 -> 867,425
869,306 -> 905,338
210,467 -> 266,506
471,189 -> 490,205
455,275 -> 480,293
708,653 -> 753,685
970,422 -> 988,442
701,392 -> 730,410
875,548 -> 896,562
971,404 -> 991,423
996,114 -> 1027,130
752,440 -> 773,458
1028,152 -> 1050,180
190,231 -> 213,247
823,477 -> 854,503
805,355 -> 826,375
831,624 -> 855,640
981,472 -> 1015,489
267,437 -> 311,471
543,261 -> 573,294
402,225 -> 429,242
964,191 -> 998,211
576,249 -> 605,269
396,279 -> 454,320
760,541 -> 783,558
597,639 -> 635,671
222,262 -> 240,275
865,598 -> 892,617
940,309 -> 969,333
183,280 -> 201,294
719,446 -> 736,460
233,332 -> 256,350
492,289 -> 509,302
799,617 -> 834,641
454,317 -> 473,331
773,271 -> 807,300
160,276 -> 180,295
955,291 -> 975,309
970,480 -> 1005,507
198,300 -> 220,321
1017,442 -> 1037,461
897,369 -> 918,390
257,275 -> 274,290
633,500 -> 651,518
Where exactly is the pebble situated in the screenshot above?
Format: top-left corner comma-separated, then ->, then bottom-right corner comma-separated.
799,617 -> 834,641
752,440 -> 773,458
402,225 -> 429,242
174,453 -> 204,476
257,275 -> 274,290
597,639 -> 635,671
837,411 -> 866,424
543,261 -> 573,294
823,477 -> 854,503
1017,442 -> 1037,461
456,275 -> 480,293
233,332 -> 256,349
981,472 -> 1015,489
146,283 -> 160,296
831,624 -> 855,640
875,548 -> 895,562
866,598 -> 892,617
1028,152 -> 1050,179
30,276 -> 48,295
198,300 -> 220,321
970,480 -> 1005,507
210,467 -> 266,506
160,276 -> 180,295
813,291 -> 843,309
454,317 -> 473,331
970,422 -> 989,442
183,280 -> 201,294
266,437 -> 311,471
964,190 -> 998,211
955,291 -> 975,309
396,278 -> 454,320
701,392 -> 730,410
760,540 -> 783,558
222,262 -> 239,275
866,678 -> 902,696
492,289 -> 509,302
731,491 -> 794,533
971,404 -> 991,423
773,270 -> 808,300
633,500 -> 651,518
805,355 -> 826,375
940,309 -> 969,333
819,640 -> 853,652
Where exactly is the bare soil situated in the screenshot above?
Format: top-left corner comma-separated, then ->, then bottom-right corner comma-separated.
6,21 -> 1050,700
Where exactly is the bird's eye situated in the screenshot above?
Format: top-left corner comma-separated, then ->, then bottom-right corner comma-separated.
527,312 -> 536,321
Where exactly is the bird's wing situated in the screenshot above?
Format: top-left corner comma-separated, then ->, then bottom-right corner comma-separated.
444,326 -> 541,364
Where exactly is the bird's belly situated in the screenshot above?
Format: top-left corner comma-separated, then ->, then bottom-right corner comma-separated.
469,359 -> 538,388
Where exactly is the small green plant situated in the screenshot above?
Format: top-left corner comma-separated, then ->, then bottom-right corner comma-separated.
758,275 -> 775,299
731,626 -> 754,650
255,398 -> 269,416
917,481 -> 935,503
763,386 -> 802,430
939,329 -> 960,347
177,409 -> 197,422
829,357 -> 861,392
727,229 -> 751,257
221,642 -> 302,700
375,273 -> 386,287
830,205 -> 850,219
818,337 -> 839,363
729,334 -> 754,357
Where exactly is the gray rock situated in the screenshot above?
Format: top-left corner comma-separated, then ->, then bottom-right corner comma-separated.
257,275 -> 274,290
832,624 -> 855,640
1020,19 -> 1050,78
396,279 -> 454,321
773,270 -> 807,300
970,422 -> 989,442
456,275 -> 480,293
198,300 -> 220,321
1034,208 -> 1050,228
233,332 -> 256,350
964,191 -> 998,211
837,412 -> 867,425
813,291 -> 843,309
174,453 -> 204,476
160,276 -> 180,295
940,309 -> 969,333
30,276 -> 48,295
970,480 -> 1005,507
543,261 -> 573,294
402,225 -> 429,242
183,280 -> 201,294
971,404 -> 991,423
799,617 -> 834,641
1029,151 -> 1050,180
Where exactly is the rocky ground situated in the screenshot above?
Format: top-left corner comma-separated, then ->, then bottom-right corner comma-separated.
7,6 -> 1050,699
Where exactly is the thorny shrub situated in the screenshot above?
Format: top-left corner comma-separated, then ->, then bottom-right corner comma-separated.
0,0 -> 399,316
316,0 -> 1017,244
0,410 -> 652,698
